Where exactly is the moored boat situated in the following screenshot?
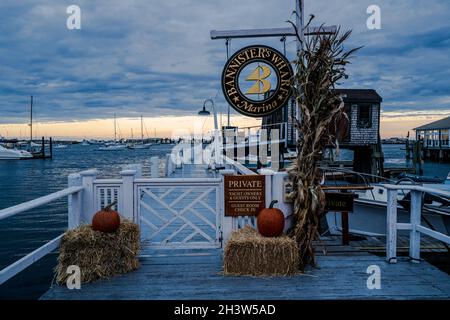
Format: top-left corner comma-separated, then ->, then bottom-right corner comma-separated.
324,170 -> 450,237
0,145 -> 33,160
99,143 -> 127,151
98,114 -> 127,151
127,116 -> 152,149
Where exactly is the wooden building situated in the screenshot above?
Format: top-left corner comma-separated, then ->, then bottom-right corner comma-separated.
263,89 -> 384,179
414,116 -> 450,161
333,89 -> 382,146
332,89 -> 384,179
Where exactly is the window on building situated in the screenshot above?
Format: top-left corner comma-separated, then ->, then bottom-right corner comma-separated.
357,104 -> 372,128
417,131 -> 424,141
442,131 -> 449,147
434,130 -> 440,146
426,131 -> 432,147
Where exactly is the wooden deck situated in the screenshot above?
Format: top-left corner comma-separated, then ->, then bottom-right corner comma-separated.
41,248 -> 450,300
40,164 -> 450,300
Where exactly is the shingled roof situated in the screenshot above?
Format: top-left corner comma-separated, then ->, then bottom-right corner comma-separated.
334,89 -> 382,103
414,116 -> 450,131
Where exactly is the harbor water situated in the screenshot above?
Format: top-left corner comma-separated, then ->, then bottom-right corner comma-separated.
0,144 -> 449,299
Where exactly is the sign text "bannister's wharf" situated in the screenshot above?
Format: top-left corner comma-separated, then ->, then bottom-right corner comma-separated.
222,45 -> 293,118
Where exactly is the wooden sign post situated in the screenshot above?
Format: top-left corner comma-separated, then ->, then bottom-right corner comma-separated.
224,175 -> 265,217
325,191 -> 355,245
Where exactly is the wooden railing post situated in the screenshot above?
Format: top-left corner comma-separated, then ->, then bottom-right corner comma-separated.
120,169 -> 137,222
123,164 -> 142,178
386,188 -> 398,263
80,169 -> 97,224
68,173 -> 82,229
259,169 -> 273,208
410,190 -> 422,263
270,129 -> 279,172
220,170 -> 234,246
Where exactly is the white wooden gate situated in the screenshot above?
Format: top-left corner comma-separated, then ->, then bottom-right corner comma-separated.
135,178 -> 222,249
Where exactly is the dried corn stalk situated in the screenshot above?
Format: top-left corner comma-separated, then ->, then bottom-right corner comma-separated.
287,21 -> 361,270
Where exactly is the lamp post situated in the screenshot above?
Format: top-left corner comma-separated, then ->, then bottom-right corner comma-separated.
198,99 -> 221,165
198,99 -> 218,130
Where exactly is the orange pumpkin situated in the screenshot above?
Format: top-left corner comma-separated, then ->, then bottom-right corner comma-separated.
92,202 -> 121,233
257,200 -> 285,237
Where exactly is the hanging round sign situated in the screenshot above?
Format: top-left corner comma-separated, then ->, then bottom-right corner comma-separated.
222,45 -> 294,118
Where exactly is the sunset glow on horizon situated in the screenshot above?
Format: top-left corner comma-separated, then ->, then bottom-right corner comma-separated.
1,113 -> 448,140
0,116 -> 262,140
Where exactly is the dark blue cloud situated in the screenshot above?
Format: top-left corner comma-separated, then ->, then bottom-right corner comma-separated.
0,0 -> 449,125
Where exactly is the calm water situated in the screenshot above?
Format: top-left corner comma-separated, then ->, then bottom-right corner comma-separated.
0,144 -> 449,300
0,143 -> 174,300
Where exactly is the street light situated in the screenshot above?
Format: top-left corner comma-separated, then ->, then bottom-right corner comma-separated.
198,99 -> 220,165
198,99 -> 218,130
198,106 -> 210,116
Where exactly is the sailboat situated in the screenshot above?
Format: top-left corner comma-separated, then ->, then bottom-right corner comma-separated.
128,116 -> 152,149
99,114 -> 127,151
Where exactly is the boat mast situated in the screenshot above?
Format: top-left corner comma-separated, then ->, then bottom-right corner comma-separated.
141,115 -> 144,143
114,113 -> 117,142
30,95 -> 33,143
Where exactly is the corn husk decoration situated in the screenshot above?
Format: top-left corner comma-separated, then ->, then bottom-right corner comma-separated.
287,17 -> 361,271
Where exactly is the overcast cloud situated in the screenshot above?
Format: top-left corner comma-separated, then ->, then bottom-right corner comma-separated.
1,0 -> 450,124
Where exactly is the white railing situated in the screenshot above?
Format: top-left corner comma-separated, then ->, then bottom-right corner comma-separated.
0,154 -> 293,284
222,155 -> 257,175
0,185 -> 83,285
385,184 -> 450,263
0,161 -> 173,286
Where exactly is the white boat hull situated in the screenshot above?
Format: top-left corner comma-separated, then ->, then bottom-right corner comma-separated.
99,145 -> 127,151
0,146 -> 33,160
326,198 -> 449,237
128,143 -> 152,149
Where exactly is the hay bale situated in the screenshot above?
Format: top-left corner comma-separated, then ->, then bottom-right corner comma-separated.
224,226 -> 299,276
55,220 -> 140,284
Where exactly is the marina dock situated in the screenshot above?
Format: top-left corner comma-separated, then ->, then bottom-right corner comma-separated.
41,251 -> 450,300
1,158 -> 449,300
2,0 -> 450,306
42,163 -> 449,300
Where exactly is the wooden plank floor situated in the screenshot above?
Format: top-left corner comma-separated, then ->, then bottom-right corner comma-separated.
41,249 -> 450,300
318,234 -> 448,254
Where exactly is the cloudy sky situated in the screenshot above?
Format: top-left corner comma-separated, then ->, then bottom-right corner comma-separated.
0,0 -> 450,138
